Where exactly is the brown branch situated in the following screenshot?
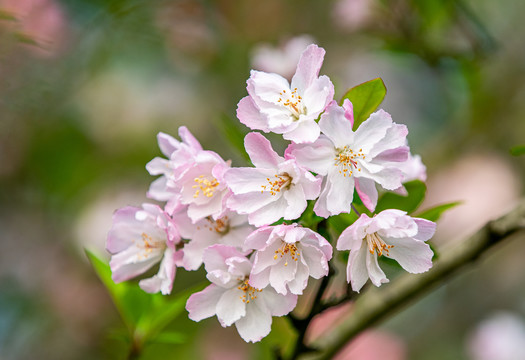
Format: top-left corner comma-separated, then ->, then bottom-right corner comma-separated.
307,199 -> 525,360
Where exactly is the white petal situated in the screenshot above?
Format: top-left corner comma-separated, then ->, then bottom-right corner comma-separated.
235,298 -> 272,343
347,242 -> 369,292
385,236 -> 433,273
186,284 -> 225,322
319,101 -> 354,148
216,287 -> 247,326
365,251 -> 389,287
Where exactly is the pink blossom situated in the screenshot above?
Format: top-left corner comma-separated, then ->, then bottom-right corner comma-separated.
224,132 -> 321,226
181,211 -> 255,271
392,152 -> 428,195
106,204 -> 182,295
245,224 -> 332,295
186,245 -> 297,343
337,209 -> 435,292
146,127 -> 231,221
146,128 -> 203,202
287,100 -> 409,216
237,44 -> 334,143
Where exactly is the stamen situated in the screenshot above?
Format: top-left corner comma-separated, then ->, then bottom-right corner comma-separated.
274,242 -> 300,262
192,175 -> 219,198
365,232 -> 394,256
261,173 -> 292,196
277,87 -> 305,119
334,145 -> 366,177
237,279 -> 262,303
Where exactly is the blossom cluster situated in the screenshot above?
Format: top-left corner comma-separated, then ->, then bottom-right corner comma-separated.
106,44 -> 436,343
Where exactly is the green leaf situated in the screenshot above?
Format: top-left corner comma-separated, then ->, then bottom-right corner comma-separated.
415,201 -> 461,222
375,180 -> 426,214
328,212 -> 359,237
86,250 -> 205,347
340,78 -> 387,128
510,145 -> 525,156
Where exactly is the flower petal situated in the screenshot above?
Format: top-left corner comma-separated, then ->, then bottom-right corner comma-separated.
355,177 -> 378,212
347,242 -> 369,292
365,251 -> 389,287
319,101 -> 355,148
235,298 -> 272,343
186,284 -> 225,321
244,132 -> 282,169
237,96 -> 269,131
385,236 -> 433,273
216,287 -> 247,326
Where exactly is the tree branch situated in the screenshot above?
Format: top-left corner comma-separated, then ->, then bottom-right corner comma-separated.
307,199 -> 525,360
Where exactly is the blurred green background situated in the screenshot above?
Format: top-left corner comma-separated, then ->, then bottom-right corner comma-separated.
0,0 -> 524,359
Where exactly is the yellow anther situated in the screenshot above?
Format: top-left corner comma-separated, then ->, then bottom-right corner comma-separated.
193,175 -> 219,198
365,232 -> 394,257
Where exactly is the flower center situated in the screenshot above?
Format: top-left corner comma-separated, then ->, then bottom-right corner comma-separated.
261,173 -> 292,196
200,216 -> 230,234
277,87 -> 305,119
193,175 -> 219,198
138,232 -> 165,259
274,242 -> 300,266
237,279 -> 262,304
334,146 -> 365,177
365,232 -> 394,257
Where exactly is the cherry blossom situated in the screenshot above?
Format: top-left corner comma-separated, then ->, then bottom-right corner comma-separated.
336,209 -> 435,292
224,132 -> 321,226
245,224 -> 332,295
181,211 -> 255,271
186,245 -> 297,343
145,128 -> 203,203
106,203 -> 182,295
237,44 -> 334,143
287,100 -> 409,216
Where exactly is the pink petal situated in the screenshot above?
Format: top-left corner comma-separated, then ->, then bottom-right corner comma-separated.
319,101 -> 355,148
249,196 -> 289,226
248,70 -> 291,105
139,247 -> 177,294
244,132 -> 282,169
368,123 -> 408,159
300,244 -> 329,279
186,284 -> 225,321
355,177 -> 378,212
286,137 -> 335,175
283,184 -> 307,220
178,126 -> 203,151
291,44 -> 325,93
413,218 -> 436,242
374,146 -> 410,163
157,132 -> 180,157
269,256 -> 297,294
224,167 -> 275,195
300,75 -> 334,118
354,109 -> 392,153
342,98 -> 354,129
282,117 -> 320,144
237,96 -> 269,131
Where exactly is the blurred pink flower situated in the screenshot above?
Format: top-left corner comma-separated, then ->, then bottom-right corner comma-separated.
467,312 -> 525,360
0,0 -> 68,57
251,35 -> 315,79
332,0 -> 374,32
